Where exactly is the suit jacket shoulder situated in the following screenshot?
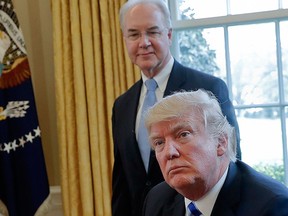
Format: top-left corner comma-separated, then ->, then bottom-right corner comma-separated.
113,79 -> 142,111
165,60 -> 228,100
143,182 -> 185,216
212,160 -> 288,216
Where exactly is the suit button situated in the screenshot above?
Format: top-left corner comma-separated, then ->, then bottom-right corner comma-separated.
145,181 -> 152,186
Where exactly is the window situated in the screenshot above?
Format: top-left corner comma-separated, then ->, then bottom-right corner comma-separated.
168,0 -> 288,185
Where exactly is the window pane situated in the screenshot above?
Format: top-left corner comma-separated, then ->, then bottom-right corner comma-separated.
238,107 -> 285,183
202,28 -> 227,80
175,27 -> 226,81
281,21 -> 288,102
229,23 -> 278,105
230,0 -> 278,14
177,0 -> 226,19
283,0 -> 288,8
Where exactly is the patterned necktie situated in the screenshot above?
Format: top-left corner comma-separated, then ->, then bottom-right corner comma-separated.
138,78 -> 158,172
188,202 -> 202,216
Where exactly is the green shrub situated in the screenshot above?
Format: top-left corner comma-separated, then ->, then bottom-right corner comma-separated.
253,162 -> 285,184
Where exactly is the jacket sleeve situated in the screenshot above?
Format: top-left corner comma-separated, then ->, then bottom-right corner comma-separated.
111,102 -> 132,216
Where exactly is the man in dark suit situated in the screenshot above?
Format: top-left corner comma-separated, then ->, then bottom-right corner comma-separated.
143,90 -> 288,216
112,0 -> 241,215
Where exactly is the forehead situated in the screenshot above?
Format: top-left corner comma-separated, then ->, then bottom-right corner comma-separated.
150,116 -> 200,132
124,4 -> 165,30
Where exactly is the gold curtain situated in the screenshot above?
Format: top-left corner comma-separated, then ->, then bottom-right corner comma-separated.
51,0 -> 139,215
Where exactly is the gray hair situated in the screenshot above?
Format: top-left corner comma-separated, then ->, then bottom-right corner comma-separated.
119,0 -> 172,30
145,89 -> 237,162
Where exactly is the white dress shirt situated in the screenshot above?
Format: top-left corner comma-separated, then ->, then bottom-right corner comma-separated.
185,167 -> 229,216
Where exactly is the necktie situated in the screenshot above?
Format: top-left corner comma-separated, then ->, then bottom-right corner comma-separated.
188,202 -> 202,216
138,78 -> 158,172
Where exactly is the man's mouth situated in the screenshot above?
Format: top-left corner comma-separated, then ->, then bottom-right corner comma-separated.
138,52 -> 154,56
168,165 -> 186,175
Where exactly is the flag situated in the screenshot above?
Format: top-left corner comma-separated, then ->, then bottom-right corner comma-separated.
0,0 -> 50,215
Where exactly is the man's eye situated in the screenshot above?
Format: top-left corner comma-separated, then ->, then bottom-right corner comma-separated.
153,140 -> 164,146
179,131 -> 190,138
152,139 -> 165,148
148,31 -> 158,34
147,31 -> 161,37
153,139 -> 165,152
128,33 -> 140,39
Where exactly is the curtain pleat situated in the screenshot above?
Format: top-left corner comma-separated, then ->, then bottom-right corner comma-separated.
51,0 -> 139,215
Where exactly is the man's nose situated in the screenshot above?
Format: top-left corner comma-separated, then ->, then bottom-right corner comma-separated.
139,33 -> 151,48
164,140 -> 180,159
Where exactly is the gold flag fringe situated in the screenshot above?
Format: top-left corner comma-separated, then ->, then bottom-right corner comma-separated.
0,193 -> 53,216
0,199 -> 9,216
35,193 -> 53,216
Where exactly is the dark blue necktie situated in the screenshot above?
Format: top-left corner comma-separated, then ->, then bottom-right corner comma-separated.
138,78 -> 158,172
188,202 -> 202,216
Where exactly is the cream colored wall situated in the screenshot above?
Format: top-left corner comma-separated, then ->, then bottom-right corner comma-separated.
13,0 -> 60,186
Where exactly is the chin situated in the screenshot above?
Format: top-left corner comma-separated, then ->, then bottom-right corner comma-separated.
139,63 -> 155,70
137,60 -> 158,69
168,176 -> 192,189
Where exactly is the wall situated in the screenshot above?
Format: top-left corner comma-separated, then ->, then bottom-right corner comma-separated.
13,0 -> 60,186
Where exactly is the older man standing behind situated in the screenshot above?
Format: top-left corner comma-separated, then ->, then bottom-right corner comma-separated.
112,1 -> 241,215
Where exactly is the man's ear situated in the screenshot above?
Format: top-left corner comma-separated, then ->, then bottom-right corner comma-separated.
217,134 -> 228,156
168,28 -> 173,45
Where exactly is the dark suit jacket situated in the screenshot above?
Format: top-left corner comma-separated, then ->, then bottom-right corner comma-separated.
111,60 -> 241,216
143,160 -> 288,216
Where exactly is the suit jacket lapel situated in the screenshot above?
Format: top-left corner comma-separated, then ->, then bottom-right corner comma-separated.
126,80 -> 142,133
164,60 -> 187,97
211,162 -> 241,216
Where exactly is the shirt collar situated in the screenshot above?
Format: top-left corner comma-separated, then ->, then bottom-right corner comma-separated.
141,57 -> 174,93
185,166 -> 229,216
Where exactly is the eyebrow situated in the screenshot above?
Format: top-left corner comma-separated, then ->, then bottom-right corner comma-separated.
149,121 -> 192,140
127,26 -> 161,32
169,122 -> 192,134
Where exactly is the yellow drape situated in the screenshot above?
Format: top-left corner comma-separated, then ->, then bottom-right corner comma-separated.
51,0 -> 139,215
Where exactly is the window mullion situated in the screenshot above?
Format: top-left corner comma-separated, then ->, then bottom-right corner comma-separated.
224,25 -> 233,100
275,20 -> 288,185
172,9 -> 288,30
